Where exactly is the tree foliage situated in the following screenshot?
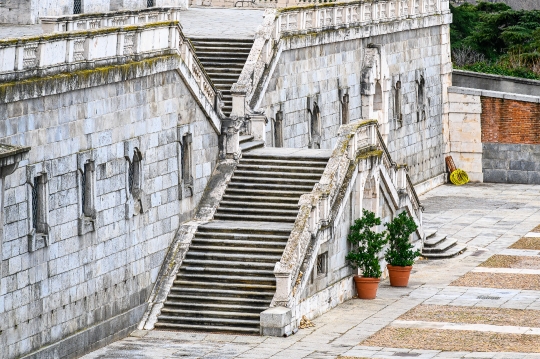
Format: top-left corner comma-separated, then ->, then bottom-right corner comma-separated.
384,212 -> 420,267
346,209 -> 387,278
450,2 -> 540,79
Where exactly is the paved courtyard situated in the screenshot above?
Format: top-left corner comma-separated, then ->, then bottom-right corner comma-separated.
82,183 -> 540,359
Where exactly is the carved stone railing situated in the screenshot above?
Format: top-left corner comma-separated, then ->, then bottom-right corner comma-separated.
0,21 -> 218,112
271,119 -> 423,311
40,7 -> 184,33
277,0 -> 444,34
272,120 -> 379,307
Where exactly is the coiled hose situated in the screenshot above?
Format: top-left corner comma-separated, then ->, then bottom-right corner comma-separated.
450,169 -> 469,186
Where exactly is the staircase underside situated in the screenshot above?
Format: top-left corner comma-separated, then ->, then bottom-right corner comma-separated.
155,147 -> 332,334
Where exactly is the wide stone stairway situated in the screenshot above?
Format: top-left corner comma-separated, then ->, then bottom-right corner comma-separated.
190,38 -> 253,115
154,148 -> 331,333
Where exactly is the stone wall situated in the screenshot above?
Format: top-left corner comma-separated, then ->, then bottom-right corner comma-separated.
447,88 -> 483,182
446,86 -> 540,185
0,61 -> 219,359
453,70 -> 540,97
260,23 -> 451,186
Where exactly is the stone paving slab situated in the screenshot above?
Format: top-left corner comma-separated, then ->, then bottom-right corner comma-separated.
179,7 -> 264,39
0,24 -> 43,39
81,183 -> 540,359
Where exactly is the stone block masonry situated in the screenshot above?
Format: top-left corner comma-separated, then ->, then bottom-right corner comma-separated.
0,65 -> 219,358
260,21 -> 451,186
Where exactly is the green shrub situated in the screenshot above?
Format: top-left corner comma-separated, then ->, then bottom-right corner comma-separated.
384,212 -> 420,267
346,209 -> 387,278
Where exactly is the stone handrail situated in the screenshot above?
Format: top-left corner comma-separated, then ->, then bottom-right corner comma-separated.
40,7 -> 184,33
272,120 -> 423,308
272,119 -> 379,306
277,0 -> 444,34
0,21 -> 218,110
230,9 -> 278,116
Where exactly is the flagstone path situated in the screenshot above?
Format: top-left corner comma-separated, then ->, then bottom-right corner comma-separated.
82,183 -> 540,359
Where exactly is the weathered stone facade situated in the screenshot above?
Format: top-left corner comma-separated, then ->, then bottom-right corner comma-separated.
260,21 -> 451,186
0,62 -> 219,358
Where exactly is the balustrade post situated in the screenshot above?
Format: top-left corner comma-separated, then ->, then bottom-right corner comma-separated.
396,166 -> 407,192
273,267 -> 292,303
348,131 -> 358,160
250,113 -> 266,142
319,193 -> 329,226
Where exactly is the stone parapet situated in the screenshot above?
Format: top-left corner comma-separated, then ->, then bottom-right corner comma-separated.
40,7 -> 185,33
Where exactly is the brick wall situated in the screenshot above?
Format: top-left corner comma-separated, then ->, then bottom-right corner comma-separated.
481,97 -> 540,144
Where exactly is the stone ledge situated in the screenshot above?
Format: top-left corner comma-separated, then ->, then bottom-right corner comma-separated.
20,303 -> 147,359
449,86 -> 540,103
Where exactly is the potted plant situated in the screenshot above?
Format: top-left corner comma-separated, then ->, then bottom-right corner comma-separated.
346,209 -> 387,299
384,211 -> 420,287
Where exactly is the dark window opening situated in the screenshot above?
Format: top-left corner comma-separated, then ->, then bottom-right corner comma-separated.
316,252 -> 328,276
395,80 -> 402,123
147,0 -> 155,7
74,0 -> 82,14
82,162 -> 94,217
182,133 -> 193,185
374,81 -> 383,111
274,110 -> 283,148
32,175 -> 48,234
341,93 -> 350,125
417,76 -> 425,122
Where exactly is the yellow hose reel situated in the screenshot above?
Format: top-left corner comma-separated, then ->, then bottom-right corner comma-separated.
445,156 -> 469,186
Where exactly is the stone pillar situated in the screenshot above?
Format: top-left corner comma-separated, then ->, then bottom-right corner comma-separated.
250,114 -> 267,143
260,307 -> 293,337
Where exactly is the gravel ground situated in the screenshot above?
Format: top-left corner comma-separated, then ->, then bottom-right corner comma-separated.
479,254 -> 540,269
533,224 -> 540,232
451,272 -> 540,290
510,237 -> 540,250
361,328 -> 540,352
399,304 -> 540,327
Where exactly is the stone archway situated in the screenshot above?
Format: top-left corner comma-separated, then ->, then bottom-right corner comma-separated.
362,174 -> 378,217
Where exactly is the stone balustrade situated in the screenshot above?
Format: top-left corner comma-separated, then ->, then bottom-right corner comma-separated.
40,7 -> 184,33
0,21 -> 217,110
271,119 -> 423,314
277,0 -> 443,34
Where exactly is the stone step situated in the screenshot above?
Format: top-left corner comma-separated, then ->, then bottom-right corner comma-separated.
169,286 -> 275,298
218,201 -> 297,211
239,135 -> 254,143
240,140 -> 265,152
227,182 -> 315,192
221,194 -> 299,204
216,206 -> 298,217
180,266 -> 275,276
214,213 -> 297,223
189,244 -> 285,253
223,188 -> 306,197
206,72 -> 242,79
424,228 -> 437,239
166,293 -> 271,305
154,321 -> 260,334
193,231 -> 289,241
236,164 -> 326,174
230,175 -> 319,185
422,244 -> 467,259
191,38 -> 254,46
205,67 -> 243,74
195,49 -> 251,56
163,301 -> 268,312
157,315 -> 260,326
240,157 -> 328,167
422,237 -> 457,254
198,56 -> 250,63
173,280 -> 276,291
177,272 -> 277,284
185,251 -> 282,263
196,226 -> 291,236
161,308 -> 261,319
182,258 -> 276,269
198,61 -> 245,68
424,233 -> 447,247
233,170 -> 322,180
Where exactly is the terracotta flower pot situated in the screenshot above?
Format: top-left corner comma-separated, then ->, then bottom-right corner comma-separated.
353,276 -> 380,299
387,264 -> 413,287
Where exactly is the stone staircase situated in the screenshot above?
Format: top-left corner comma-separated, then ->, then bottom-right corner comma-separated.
190,38 -> 253,115
422,229 -> 467,259
154,148 -> 332,333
